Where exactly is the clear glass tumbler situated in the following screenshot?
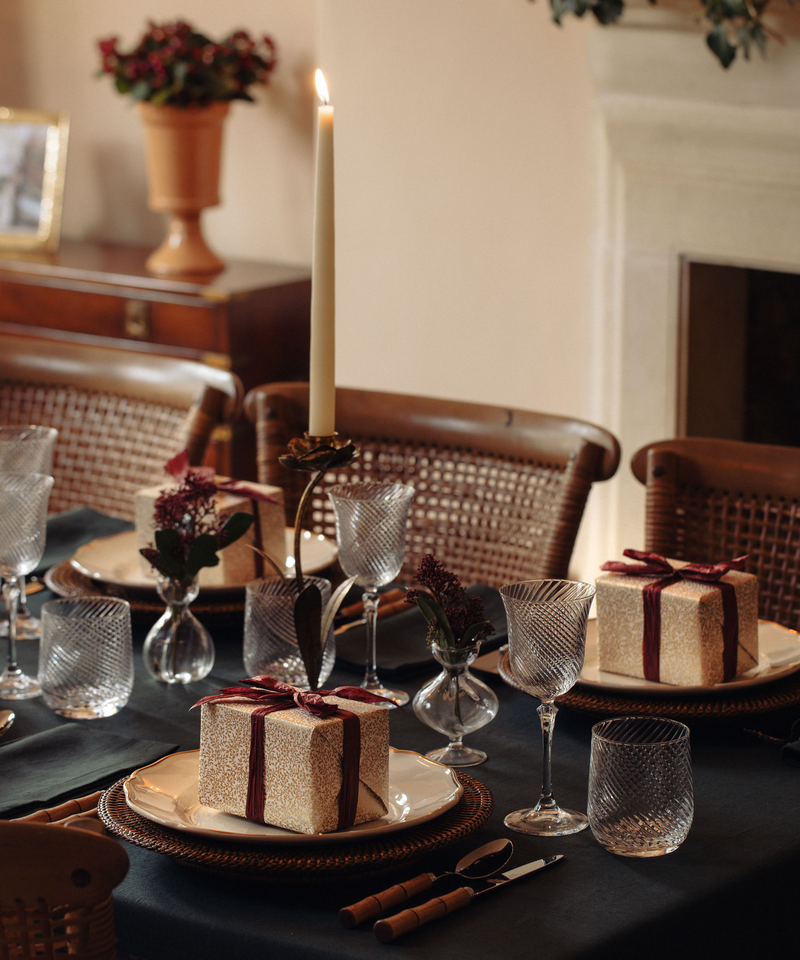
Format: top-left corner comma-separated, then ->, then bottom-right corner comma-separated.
244,576 -> 335,689
39,597 -> 134,719
588,716 -> 693,857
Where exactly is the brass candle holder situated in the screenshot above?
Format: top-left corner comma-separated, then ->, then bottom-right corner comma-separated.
279,432 -> 359,689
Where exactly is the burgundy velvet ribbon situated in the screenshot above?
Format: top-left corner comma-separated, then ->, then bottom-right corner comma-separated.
600,549 -> 748,682
193,677 -> 393,830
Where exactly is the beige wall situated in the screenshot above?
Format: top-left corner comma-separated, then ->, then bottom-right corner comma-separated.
320,0 -> 595,419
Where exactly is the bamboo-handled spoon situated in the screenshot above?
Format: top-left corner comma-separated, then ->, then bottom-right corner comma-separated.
339,838 -> 513,928
0,710 -> 15,738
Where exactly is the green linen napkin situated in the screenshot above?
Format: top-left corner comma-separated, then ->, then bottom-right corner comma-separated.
0,724 -> 177,818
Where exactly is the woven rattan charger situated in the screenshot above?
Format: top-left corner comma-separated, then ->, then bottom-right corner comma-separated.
99,772 -> 493,883
498,650 -> 800,719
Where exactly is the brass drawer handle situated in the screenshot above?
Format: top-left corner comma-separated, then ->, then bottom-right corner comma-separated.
124,299 -> 150,339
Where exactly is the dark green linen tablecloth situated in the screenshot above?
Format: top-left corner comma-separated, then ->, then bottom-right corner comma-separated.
4,512 -> 800,960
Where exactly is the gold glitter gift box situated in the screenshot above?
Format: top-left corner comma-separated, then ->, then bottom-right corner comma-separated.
596,558 -> 759,687
197,694 -> 390,834
136,476 -> 286,585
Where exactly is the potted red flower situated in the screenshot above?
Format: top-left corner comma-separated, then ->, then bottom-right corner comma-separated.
97,21 -> 277,275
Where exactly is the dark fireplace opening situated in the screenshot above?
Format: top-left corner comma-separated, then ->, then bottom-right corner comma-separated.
678,259 -> 800,447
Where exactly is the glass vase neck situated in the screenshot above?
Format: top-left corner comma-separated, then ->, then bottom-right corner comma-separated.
431,641 -> 480,670
156,576 -> 200,607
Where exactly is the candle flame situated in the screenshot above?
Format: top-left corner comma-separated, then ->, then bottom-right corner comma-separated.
315,69 -> 330,105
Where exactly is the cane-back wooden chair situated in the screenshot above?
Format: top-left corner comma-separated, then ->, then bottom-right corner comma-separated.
0,333 -> 242,520
244,383 -> 620,587
0,819 -> 129,960
631,437 -> 800,631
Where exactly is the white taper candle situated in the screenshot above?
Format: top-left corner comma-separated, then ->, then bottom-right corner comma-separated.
308,69 -> 335,437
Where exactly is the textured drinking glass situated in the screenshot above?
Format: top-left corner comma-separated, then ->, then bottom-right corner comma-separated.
0,473 -> 54,699
0,426 -> 58,642
500,579 -> 596,836
327,481 -> 415,706
588,716 -> 693,857
39,598 -> 134,719
245,576 -> 335,689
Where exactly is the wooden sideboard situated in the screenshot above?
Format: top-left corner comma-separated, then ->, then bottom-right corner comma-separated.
0,239 -> 311,478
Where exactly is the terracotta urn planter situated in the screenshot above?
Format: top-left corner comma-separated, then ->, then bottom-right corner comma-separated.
136,101 -> 229,276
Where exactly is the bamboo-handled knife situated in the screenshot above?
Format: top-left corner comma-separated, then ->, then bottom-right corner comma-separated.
373,855 -> 563,943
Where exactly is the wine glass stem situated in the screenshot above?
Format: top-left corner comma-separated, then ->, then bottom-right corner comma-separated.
3,576 -> 20,672
362,588 -> 380,689
537,700 -> 559,813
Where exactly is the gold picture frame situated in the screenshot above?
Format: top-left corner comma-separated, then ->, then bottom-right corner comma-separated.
0,107 -> 69,253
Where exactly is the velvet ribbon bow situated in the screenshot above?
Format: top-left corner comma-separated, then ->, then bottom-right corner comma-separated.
193,677 -> 394,830
600,549 -> 748,682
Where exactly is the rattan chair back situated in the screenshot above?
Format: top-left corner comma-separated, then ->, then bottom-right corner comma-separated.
0,333 -> 242,520
631,437 -> 800,630
244,383 -> 620,586
0,820 -> 129,960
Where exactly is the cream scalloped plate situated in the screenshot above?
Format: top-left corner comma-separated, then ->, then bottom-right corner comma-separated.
69,528 -> 337,594
576,618 -> 800,697
124,747 -> 464,845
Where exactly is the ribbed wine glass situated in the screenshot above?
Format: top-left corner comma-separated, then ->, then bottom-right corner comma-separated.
500,579 -> 595,836
0,426 -> 58,641
327,481 -> 414,706
0,472 -> 54,699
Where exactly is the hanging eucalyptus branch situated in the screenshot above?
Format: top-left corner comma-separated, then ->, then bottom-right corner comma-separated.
536,0 -> 794,68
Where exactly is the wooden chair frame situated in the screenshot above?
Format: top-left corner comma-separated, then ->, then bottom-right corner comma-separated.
0,820 -> 129,960
245,383 -> 620,587
631,437 -> 800,630
0,332 -> 242,520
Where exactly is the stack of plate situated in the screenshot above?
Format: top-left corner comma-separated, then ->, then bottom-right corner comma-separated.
99,748 -> 494,882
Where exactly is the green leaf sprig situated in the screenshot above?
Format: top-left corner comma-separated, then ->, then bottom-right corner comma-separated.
140,468 -> 253,588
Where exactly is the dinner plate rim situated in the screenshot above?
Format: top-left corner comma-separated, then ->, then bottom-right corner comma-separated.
575,618 -> 800,697
123,747 -> 464,845
69,528 -> 337,594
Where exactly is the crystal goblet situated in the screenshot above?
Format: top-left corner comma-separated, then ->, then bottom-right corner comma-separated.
0,426 -> 58,641
327,481 -> 415,707
0,472 -> 54,699
500,579 -> 595,836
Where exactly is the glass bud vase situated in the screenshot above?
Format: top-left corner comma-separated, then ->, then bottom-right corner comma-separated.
143,576 -> 215,684
412,641 -> 499,767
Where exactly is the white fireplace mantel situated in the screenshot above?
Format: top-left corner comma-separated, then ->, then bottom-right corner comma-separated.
577,17 -> 800,577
